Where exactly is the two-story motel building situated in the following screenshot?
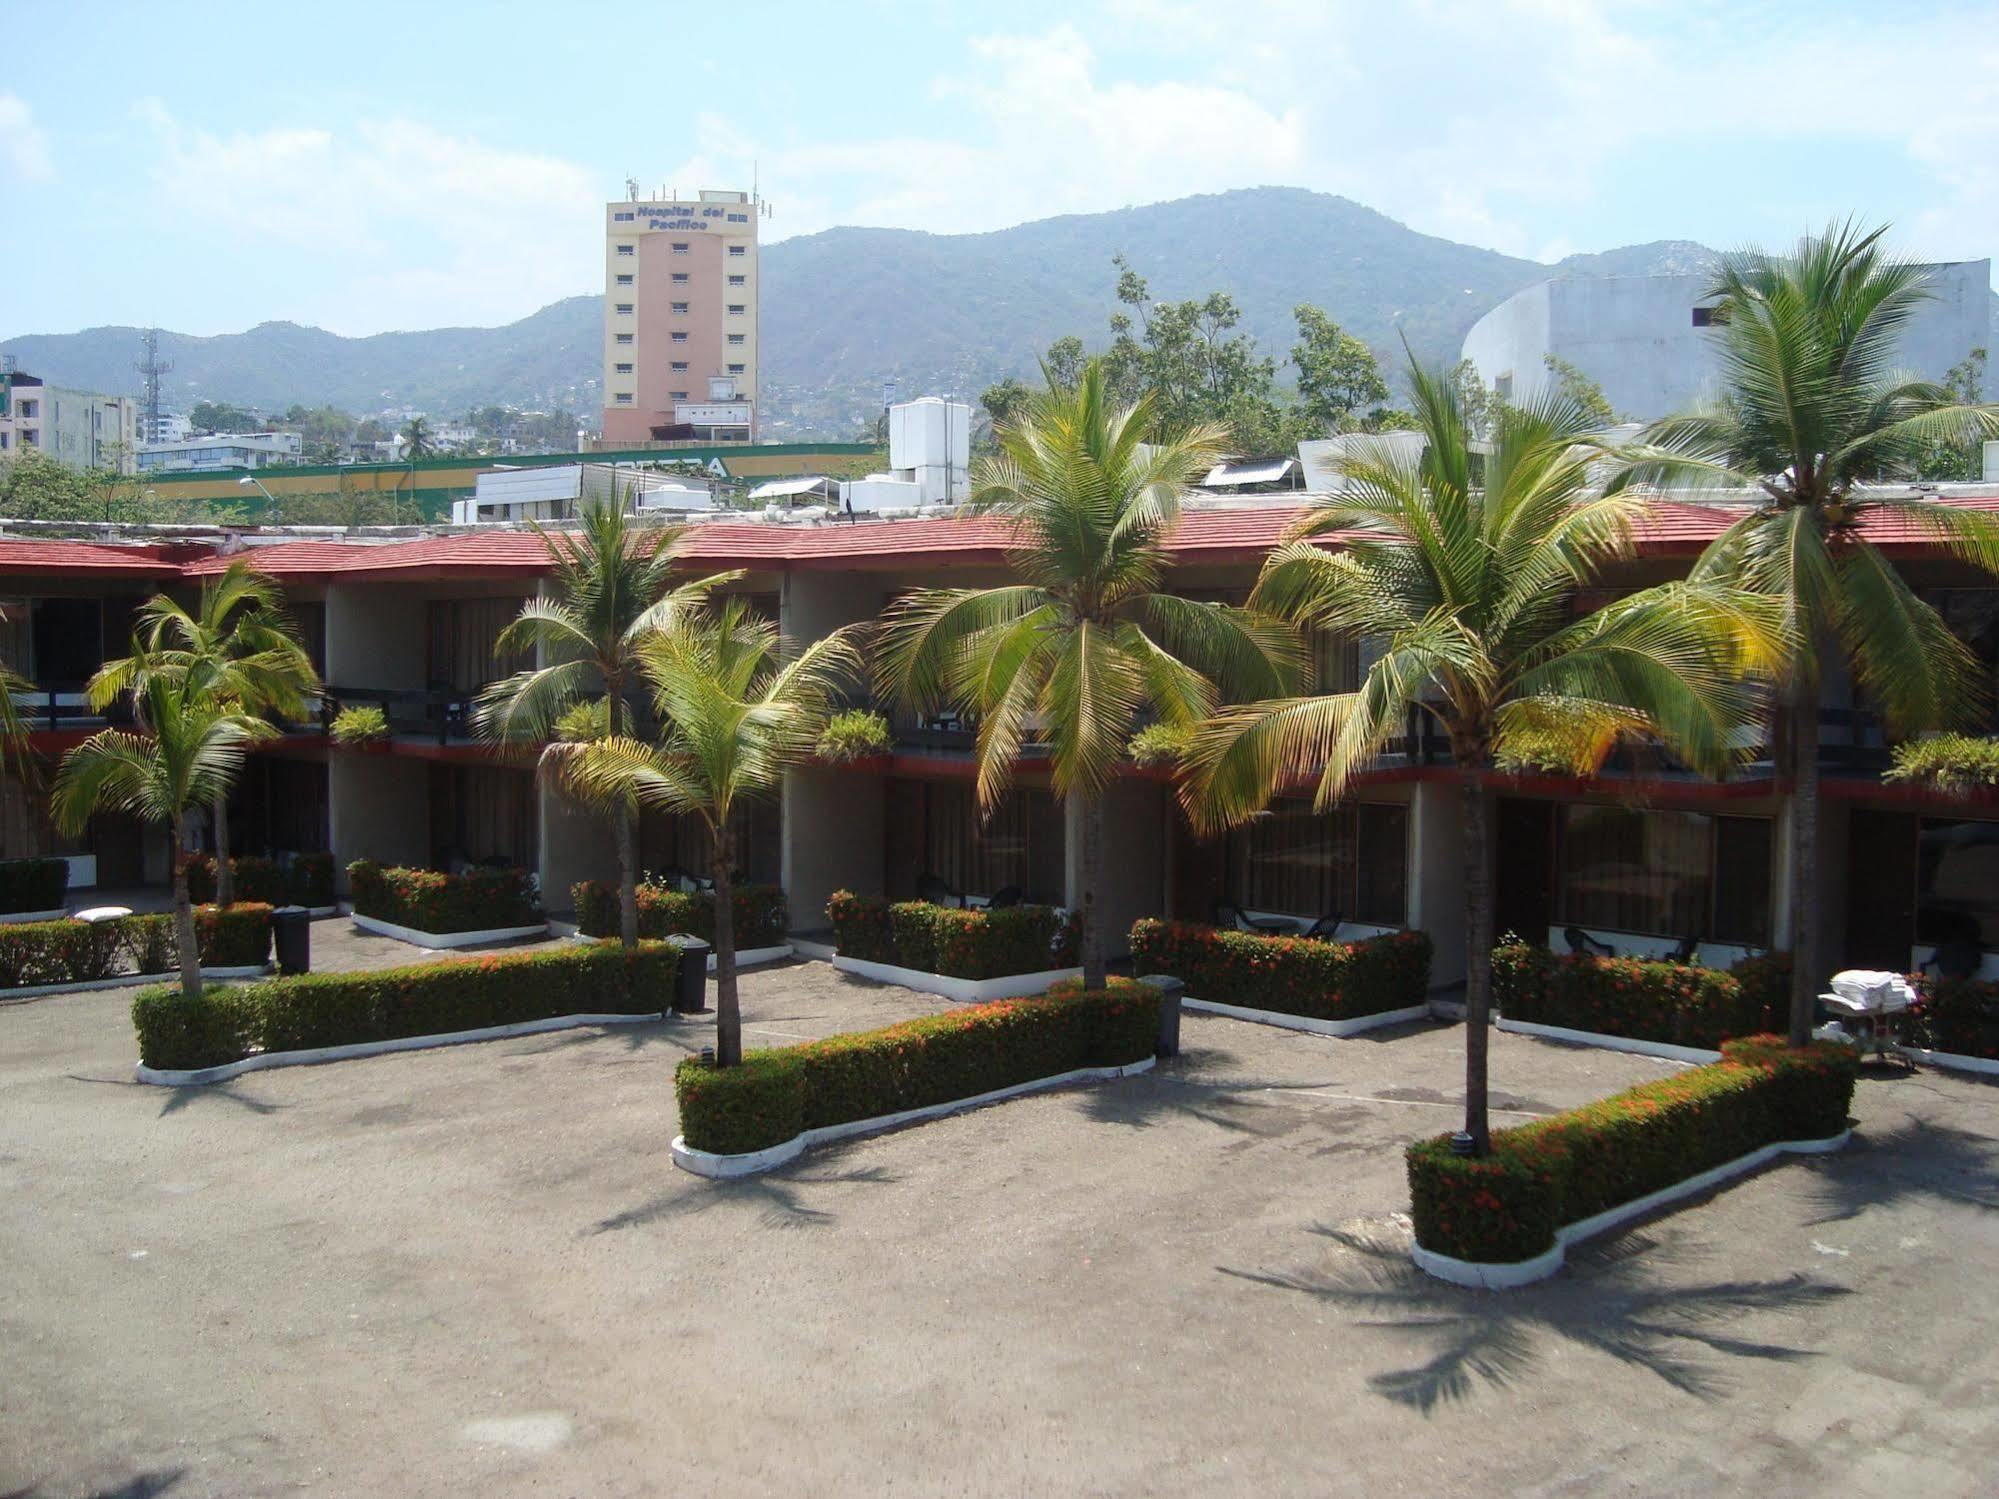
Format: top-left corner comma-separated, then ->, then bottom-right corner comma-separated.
4,487 -> 1999,989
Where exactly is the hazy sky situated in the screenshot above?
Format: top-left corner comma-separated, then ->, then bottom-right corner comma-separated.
4,0 -> 1995,338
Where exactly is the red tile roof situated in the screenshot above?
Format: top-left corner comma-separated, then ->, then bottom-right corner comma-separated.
0,540 -> 185,578
11,490 -> 1999,585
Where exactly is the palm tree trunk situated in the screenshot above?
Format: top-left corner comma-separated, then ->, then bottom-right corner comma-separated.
1460,769 -> 1494,1155
212,792 -> 233,908
1079,791 -> 1107,990
711,848 -> 740,1066
615,804 -> 639,952
172,815 -> 202,999
1787,690 -> 1820,1047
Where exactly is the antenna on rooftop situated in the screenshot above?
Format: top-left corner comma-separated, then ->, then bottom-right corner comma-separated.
135,329 -> 173,445
625,176 -> 640,202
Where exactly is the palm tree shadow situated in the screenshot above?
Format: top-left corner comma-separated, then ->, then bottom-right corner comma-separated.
589,1164 -> 896,1235
155,1083 -> 281,1117
5,1469 -> 186,1498
1803,1117 -> 1999,1225
1221,1226 -> 1849,1413
1073,1061 -> 1351,1138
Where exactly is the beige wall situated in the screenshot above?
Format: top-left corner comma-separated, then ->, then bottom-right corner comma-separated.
1077,778 -> 1168,959
784,765 -> 886,929
539,786 -> 615,917
328,754 -> 428,889
325,582 -> 427,690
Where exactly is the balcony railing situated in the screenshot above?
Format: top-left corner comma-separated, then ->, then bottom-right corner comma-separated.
8,683 -> 131,733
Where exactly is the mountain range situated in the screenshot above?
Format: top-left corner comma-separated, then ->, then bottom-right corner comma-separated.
3,187 -> 1990,439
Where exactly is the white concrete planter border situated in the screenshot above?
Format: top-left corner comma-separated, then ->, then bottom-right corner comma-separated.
564,933 -> 794,971
1180,996 -> 1431,1038
135,1010 -> 663,1087
1900,1045 -> 1999,1078
1411,1128 -> 1852,1289
0,908 -> 68,925
789,935 -> 836,962
830,954 -> 1083,1004
1495,1016 -> 1722,1066
671,1056 -> 1157,1178
2,963 -> 271,1002
350,912 -> 549,949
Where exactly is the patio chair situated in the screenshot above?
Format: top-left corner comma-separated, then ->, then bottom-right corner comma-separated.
916,872 -> 966,909
1300,912 -> 1345,941
1669,933 -> 1700,963
1923,936 -> 1983,982
986,885 -> 1023,910
1214,901 -> 1292,936
1563,926 -> 1617,959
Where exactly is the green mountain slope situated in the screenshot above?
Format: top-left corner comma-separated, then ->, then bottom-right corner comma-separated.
5,188 -> 1989,439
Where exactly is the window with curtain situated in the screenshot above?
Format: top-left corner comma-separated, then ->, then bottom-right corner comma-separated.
887,780 -> 1064,902
426,597 -> 532,694
1916,817 -> 1999,948
1235,798 -> 1407,924
428,764 -> 537,870
1312,630 -> 1360,694
640,798 -> 782,885
1554,805 -> 1772,945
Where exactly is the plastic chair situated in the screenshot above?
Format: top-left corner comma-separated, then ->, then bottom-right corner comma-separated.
916,873 -> 965,909
986,885 -> 1023,910
1563,926 -> 1616,958
1300,912 -> 1345,941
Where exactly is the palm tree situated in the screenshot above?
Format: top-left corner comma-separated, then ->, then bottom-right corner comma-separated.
878,359 -> 1302,989
53,669 -> 276,997
1183,365 -> 1775,1154
0,606 -> 31,779
547,600 -> 861,1064
87,561 -> 319,907
1619,223 -> 1999,1045
402,417 -> 433,462
473,497 -> 739,949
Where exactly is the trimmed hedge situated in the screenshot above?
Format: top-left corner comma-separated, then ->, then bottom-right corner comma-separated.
1492,942 -> 1787,1050
1407,1036 -> 1858,1264
571,880 -> 789,948
1128,918 -> 1433,1022
132,939 -> 678,1071
187,853 -> 337,908
348,861 -> 540,934
0,857 -> 68,915
0,904 -> 273,992
1912,975 -> 1999,1061
676,979 -> 1160,1155
826,891 -> 1078,979
826,889 -> 895,962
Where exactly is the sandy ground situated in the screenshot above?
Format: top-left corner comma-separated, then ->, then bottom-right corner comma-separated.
2,919 -> 1996,1496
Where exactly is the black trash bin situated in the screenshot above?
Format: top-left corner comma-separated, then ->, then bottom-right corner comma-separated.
1139,973 -> 1185,1057
664,933 -> 712,1014
271,905 -> 312,976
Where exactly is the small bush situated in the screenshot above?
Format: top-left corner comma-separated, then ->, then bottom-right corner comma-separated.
1492,941 -> 1785,1050
826,890 -> 895,962
330,704 -> 389,745
132,940 -> 676,1070
1128,919 -> 1432,1022
676,980 -> 1160,1154
1126,722 -> 1192,769
571,881 -> 788,948
1912,974 -> 1999,1061
1406,1036 -> 1858,1264
186,853 -> 334,907
1885,733 -> 1999,793
554,698 -> 611,743
0,857 -> 68,915
815,709 -> 892,763
348,861 -> 540,934
0,903 -> 272,991
827,891 -> 1078,978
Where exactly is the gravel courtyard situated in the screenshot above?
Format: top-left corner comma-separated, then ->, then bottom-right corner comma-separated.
3,921 -> 1996,1496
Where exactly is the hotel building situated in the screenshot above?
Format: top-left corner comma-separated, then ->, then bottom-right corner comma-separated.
600,189 -> 760,446
2,482 -> 1998,990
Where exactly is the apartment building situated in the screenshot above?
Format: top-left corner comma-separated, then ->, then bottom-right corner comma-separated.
0,372 -> 139,473
2,487 -> 1997,992
134,431 -> 304,473
600,189 -> 760,445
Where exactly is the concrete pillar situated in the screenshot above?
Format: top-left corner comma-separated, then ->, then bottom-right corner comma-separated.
328,754 -> 429,892
1408,777 -> 1467,989
782,765 -> 886,933
539,786 -> 615,919
1062,779 -> 1165,961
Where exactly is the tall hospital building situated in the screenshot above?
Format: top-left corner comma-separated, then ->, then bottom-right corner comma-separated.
599,188 -> 760,445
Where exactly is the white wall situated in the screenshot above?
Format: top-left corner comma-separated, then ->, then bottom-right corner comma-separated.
1408,779 -> 1467,989
1462,262 -> 1992,422
328,755 -> 428,891
783,765 -> 886,930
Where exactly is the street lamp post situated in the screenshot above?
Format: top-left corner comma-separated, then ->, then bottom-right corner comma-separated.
237,472 -> 281,523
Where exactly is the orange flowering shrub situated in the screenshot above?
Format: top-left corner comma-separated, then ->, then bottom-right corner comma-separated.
1129,919 -> 1431,1021
1493,941 -> 1787,1049
348,860 -> 539,934
1407,1036 -> 1858,1264
675,980 -> 1159,1154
